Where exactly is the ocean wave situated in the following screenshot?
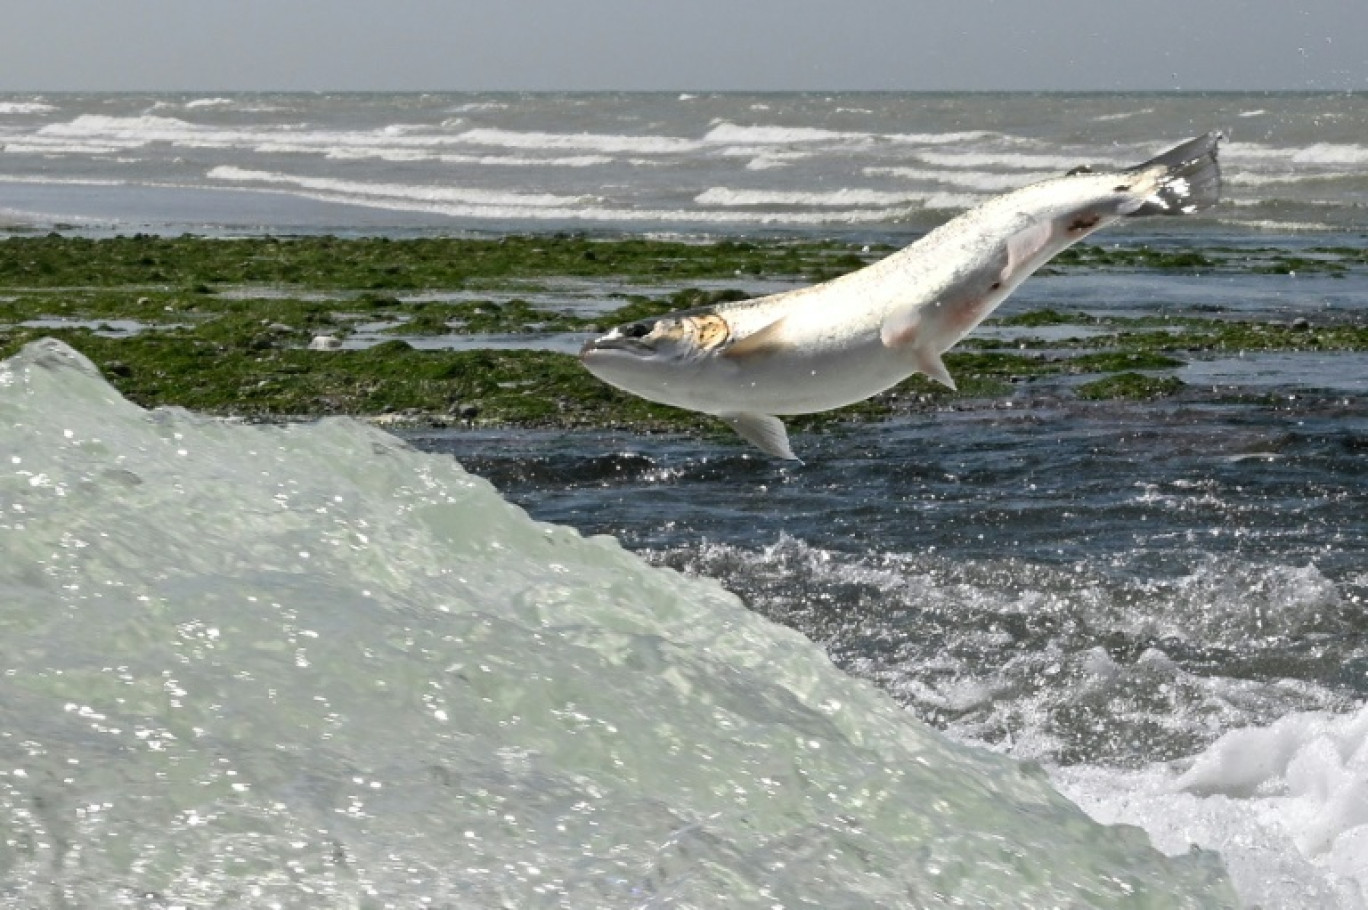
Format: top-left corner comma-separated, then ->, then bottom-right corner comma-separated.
206,165 -> 920,225
740,150 -> 814,170
1057,704 -> 1368,909
455,126 -> 702,155
694,186 -> 926,207
448,100 -> 508,113
1094,108 -> 1155,121
1227,140 -> 1368,166
655,535 -> 1354,767
183,97 -> 236,109
207,166 -> 591,208
1227,170 -> 1368,187
864,165 -> 1059,191
30,115 -> 634,162
0,101 -> 57,115
915,149 -> 1132,171
703,121 -> 995,147
692,185 -> 978,213
0,339 -> 1235,907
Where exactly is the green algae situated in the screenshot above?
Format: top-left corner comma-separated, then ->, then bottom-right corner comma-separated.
3,234 -> 1366,430
0,233 -> 879,291
1076,372 -> 1186,401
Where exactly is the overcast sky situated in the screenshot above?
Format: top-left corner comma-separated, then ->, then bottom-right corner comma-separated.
2,0 -> 1364,93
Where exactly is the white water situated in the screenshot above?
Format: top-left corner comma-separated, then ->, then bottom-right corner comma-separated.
1058,704 -> 1368,909
0,340 -> 1234,907
4,92 -> 1366,233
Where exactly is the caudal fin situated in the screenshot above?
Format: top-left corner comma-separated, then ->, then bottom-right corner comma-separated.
1123,132 -> 1223,216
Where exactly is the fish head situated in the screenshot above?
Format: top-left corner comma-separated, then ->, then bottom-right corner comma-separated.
579,312 -> 730,394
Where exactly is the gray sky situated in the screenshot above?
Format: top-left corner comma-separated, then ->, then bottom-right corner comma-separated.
3,0 -> 1364,92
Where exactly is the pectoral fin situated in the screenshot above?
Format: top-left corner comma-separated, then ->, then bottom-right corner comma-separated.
1005,219 -> 1055,279
719,412 -> 799,461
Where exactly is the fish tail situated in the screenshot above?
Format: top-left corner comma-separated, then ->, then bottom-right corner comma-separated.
1122,131 -> 1224,216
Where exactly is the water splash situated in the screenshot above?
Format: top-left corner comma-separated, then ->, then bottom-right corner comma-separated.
0,339 -> 1233,906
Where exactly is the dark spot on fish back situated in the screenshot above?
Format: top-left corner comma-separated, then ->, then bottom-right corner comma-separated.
1068,213 -> 1102,233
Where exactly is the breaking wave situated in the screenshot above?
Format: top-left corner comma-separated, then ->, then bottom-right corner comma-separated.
0,339 -> 1234,906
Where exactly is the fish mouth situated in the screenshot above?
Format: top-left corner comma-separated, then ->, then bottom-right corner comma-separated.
579,320 -> 661,360
578,334 -> 654,360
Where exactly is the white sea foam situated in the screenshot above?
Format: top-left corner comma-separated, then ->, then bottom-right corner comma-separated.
1227,141 -> 1368,166
448,101 -> 507,113
704,122 -> 874,145
28,115 -> 634,164
0,102 -> 57,114
207,165 -> 589,209
3,93 -> 1357,234
864,165 -> 1058,191
0,339 -> 1236,907
741,151 -> 813,170
206,165 -> 916,225
1056,704 -> 1368,909
703,122 -> 993,147
183,97 -> 236,109
455,126 -> 702,155
916,149 -> 1132,171
1292,143 -> 1368,166
1095,108 -> 1155,121
694,186 -> 926,207
661,536 -> 1362,907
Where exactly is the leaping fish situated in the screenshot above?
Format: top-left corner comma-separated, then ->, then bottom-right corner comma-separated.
580,133 -> 1223,460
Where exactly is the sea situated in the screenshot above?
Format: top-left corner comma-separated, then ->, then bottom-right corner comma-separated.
3,91 -> 1368,907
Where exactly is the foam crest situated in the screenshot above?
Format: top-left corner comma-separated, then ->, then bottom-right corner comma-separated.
207,165 -> 590,208
694,186 -> 925,207
916,149 -> 1132,171
864,165 -> 1058,191
455,126 -> 702,155
1056,705 -> 1368,909
0,101 -> 56,114
29,115 -> 634,165
183,97 -> 235,109
0,340 -> 1234,906
206,166 -> 910,225
703,122 -> 993,146
1228,141 -> 1368,166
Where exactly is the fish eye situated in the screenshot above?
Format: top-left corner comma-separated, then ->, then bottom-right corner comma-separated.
623,321 -> 654,338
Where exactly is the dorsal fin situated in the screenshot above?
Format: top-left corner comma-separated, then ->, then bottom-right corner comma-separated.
719,412 -> 799,461
721,316 -> 789,360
